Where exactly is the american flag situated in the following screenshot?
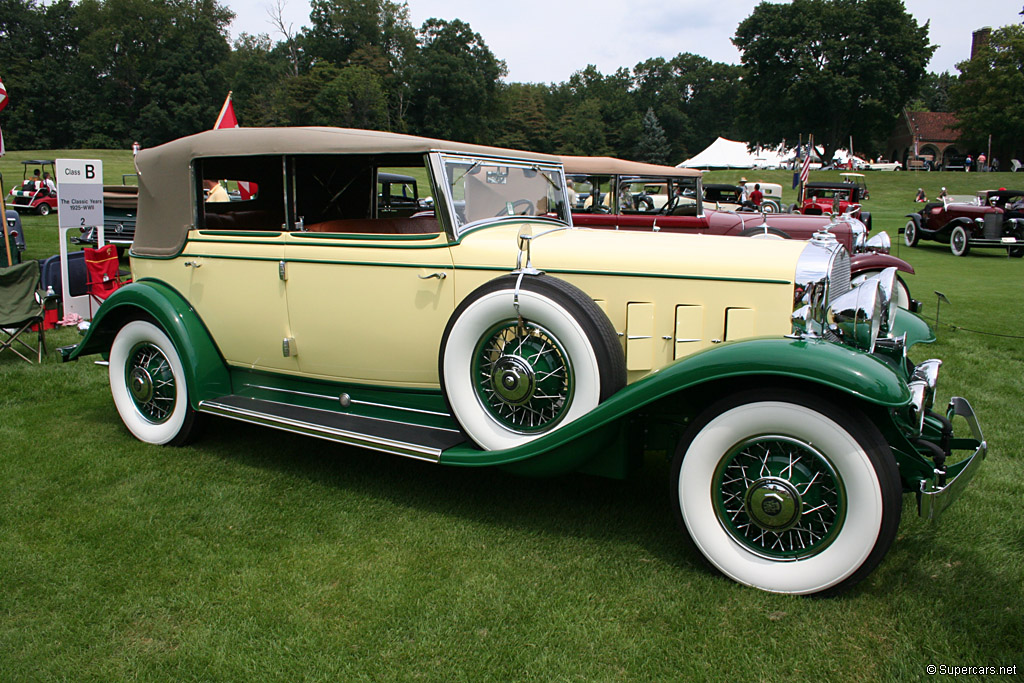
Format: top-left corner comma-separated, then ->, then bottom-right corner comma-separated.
799,136 -> 814,186
213,92 -> 253,199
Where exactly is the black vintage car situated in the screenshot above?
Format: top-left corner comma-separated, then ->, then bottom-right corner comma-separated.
904,190 -> 1024,257
73,185 -> 139,250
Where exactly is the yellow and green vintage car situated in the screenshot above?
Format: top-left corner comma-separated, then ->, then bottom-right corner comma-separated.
64,127 -> 985,595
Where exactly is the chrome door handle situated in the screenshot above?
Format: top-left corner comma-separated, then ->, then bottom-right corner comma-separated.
418,272 -> 446,280
184,260 -> 202,268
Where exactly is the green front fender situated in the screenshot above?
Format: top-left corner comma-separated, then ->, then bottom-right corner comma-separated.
893,307 -> 935,347
64,279 -> 230,408
440,336 -> 911,469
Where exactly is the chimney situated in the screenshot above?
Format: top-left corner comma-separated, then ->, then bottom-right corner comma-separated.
971,27 -> 992,59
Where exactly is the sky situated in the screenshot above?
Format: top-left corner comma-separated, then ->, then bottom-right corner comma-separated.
225,0 -> 1023,84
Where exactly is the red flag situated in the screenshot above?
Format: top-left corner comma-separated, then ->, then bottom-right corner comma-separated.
213,92 -> 254,199
214,91 -> 238,129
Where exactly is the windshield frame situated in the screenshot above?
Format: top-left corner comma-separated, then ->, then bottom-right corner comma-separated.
430,152 -> 572,239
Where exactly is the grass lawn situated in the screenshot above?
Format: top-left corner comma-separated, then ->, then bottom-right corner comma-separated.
2,153 -> 1023,680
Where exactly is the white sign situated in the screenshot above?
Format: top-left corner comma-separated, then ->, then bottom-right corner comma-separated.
56,158 -> 104,229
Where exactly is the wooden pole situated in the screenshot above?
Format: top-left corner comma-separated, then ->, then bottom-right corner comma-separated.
1,172 -> 12,267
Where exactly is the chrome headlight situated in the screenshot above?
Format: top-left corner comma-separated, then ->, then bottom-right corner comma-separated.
865,231 -> 891,253
828,281 -> 882,352
849,267 -> 898,338
849,220 -> 867,252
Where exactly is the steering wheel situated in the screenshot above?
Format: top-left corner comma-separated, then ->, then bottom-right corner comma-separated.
495,199 -> 535,217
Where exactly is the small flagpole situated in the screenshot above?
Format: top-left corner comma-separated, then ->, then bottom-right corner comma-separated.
1,174 -> 11,267
214,91 -> 234,130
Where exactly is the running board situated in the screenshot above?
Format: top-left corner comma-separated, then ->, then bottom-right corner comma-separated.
198,395 -> 466,462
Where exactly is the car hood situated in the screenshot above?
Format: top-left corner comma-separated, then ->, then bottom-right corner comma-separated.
454,223 -> 805,283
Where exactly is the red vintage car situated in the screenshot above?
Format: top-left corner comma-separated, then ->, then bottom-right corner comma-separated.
796,181 -> 872,231
904,190 -> 1024,257
562,156 -> 915,307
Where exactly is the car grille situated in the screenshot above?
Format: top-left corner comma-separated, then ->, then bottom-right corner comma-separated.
829,248 -> 851,301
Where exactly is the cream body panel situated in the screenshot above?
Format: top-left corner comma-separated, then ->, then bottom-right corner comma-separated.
173,231 -> 297,372
451,224 -> 801,383
283,233 -> 455,387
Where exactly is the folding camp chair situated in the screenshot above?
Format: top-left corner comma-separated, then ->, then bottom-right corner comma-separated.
0,260 -> 47,363
84,244 -> 128,315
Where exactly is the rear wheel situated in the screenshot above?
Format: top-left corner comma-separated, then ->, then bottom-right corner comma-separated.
950,225 -> 971,256
671,390 -> 901,595
37,203 -> 51,216
1008,246 -> 1024,258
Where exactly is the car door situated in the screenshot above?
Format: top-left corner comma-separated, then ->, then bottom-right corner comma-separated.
180,157 -> 298,374
283,230 -> 455,387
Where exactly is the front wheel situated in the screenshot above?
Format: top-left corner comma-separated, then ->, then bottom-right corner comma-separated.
109,320 -> 197,446
904,220 -> 919,247
671,390 -> 901,595
37,203 -> 51,216
950,225 -> 971,256
1008,246 -> 1024,258
440,274 -> 625,451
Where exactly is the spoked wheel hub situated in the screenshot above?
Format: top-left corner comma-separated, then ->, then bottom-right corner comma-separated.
744,477 -> 802,531
713,435 -> 846,560
125,342 -> 177,424
474,320 -> 573,433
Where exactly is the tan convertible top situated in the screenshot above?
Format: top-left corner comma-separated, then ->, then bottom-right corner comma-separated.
133,127 -> 562,256
560,155 -> 702,177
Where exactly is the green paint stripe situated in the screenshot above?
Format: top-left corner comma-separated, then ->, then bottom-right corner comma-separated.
291,232 -> 440,242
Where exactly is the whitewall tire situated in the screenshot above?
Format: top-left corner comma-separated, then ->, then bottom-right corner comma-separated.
109,320 -> 197,446
440,275 -> 625,451
950,225 -> 970,256
671,390 -> 901,595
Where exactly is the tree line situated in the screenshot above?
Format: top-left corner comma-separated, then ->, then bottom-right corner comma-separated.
0,0 -> 1017,164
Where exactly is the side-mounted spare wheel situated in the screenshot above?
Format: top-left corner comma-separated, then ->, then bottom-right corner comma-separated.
440,274 -> 626,451
109,320 -> 197,446
671,389 -> 901,595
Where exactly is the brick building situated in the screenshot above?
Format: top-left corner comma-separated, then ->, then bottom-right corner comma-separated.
886,110 -> 963,170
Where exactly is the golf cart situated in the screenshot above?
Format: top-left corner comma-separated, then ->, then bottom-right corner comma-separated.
8,160 -> 58,216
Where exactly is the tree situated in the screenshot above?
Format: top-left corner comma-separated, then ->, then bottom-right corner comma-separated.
304,0 -> 415,129
553,99 -> 610,157
633,53 -> 744,162
949,24 -> 1024,160
733,0 -> 935,164
635,108 -> 669,164
909,71 -> 955,112
312,65 -> 388,129
406,18 -> 505,143
492,83 -> 551,152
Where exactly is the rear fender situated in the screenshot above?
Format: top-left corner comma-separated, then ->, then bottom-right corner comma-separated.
63,279 -> 230,408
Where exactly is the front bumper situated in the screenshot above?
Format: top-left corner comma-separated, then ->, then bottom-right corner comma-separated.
918,397 -> 987,520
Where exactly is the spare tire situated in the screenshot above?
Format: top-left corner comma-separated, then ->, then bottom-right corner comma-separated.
439,274 -> 626,451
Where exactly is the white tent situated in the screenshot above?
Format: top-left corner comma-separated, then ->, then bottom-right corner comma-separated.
677,137 -> 757,169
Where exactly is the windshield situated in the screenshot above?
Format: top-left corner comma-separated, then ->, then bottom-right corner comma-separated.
438,154 -> 570,234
